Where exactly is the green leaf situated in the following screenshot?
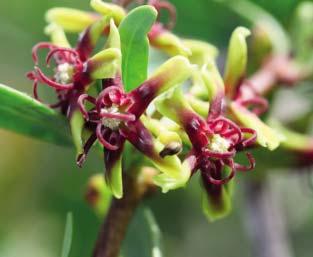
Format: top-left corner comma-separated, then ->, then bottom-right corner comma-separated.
119,6 -> 157,92
122,207 -> 163,257
61,212 -> 73,257
0,84 -> 72,146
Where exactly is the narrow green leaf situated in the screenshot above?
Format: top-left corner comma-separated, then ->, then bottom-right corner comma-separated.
119,6 -> 157,91
122,207 -> 163,257
0,84 -> 72,146
61,212 -> 73,257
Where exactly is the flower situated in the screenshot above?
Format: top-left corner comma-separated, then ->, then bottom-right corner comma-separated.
27,18 -> 120,117
77,56 -> 194,198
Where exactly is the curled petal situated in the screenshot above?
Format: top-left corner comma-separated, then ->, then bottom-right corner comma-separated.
35,67 -> 74,90
203,149 -> 236,159
27,71 -> 65,108
77,94 -> 96,120
32,42 -> 56,65
46,47 -> 81,66
204,159 -> 235,186
238,96 -> 269,116
240,127 -> 257,148
96,124 -> 120,151
235,152 -> 255,172
96,86 -> 126,111
209,117 -> 243,144
100,111 -> 135,122
149,0 -> 176,30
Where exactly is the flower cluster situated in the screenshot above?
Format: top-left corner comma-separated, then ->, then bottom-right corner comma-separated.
27,0 -> 312,221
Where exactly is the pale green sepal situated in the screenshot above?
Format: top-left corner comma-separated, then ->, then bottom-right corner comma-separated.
190,71 -> 209,100
155,88 -> 192,125
45,23 -> 71,48
45,8 -> 97,33
202,185 -> 232,222
90,0 -> 126,25
201,61 -> 225,101
224,27 -> 250,97
230,102 -> 283,150
70,110 -> 85,157
188,95 -> 209,118
202,166 -> 233,222
183,39 -> 218,66
89,48 -> 121,79
106,153 -> 123,199
151,32 -> 191,57
106,19 -> 121,50
268,119 -> 313,152
88,17 -> 111,49
149,56 -> 195,96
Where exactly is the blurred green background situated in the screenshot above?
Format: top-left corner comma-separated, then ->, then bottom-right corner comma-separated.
0,0 -> 313,257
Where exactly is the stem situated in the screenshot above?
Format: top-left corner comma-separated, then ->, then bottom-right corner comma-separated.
92,172 -> 154,257
244,179 -> 294,257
